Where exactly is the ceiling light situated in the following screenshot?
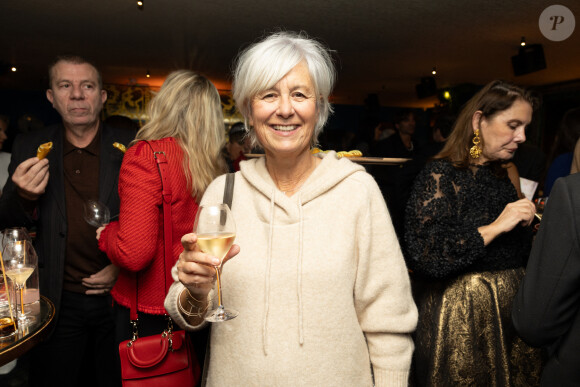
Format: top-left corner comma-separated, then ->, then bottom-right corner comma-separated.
137,0 -> 144,10
431,67 -> 437,75
11,66 -> 17,72
146,70 -> 150,78
520,36 -> 526,46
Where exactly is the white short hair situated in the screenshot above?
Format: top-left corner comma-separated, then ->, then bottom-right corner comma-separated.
232,31 -> 336,147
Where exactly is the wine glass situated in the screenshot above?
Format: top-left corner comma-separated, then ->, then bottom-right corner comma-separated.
1,227 -> 32,251
83,200 -> 111,227
194,203 -> 238,322
2,240 -> 37,326
0,249 -> 18,337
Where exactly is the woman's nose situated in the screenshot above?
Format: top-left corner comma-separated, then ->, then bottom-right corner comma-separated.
514,127 -> 526,143
276,96 -> 294,117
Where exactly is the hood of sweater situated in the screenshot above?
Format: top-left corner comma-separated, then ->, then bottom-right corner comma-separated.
239,151 -> 365,354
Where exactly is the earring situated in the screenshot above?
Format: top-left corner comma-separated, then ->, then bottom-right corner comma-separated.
470,129 -> 482,159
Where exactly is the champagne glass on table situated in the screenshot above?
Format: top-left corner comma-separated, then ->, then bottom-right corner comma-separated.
1,227 -> 32,250
0,250 -> 18,338
194,203 -> 238,322
2,240 -> 37,326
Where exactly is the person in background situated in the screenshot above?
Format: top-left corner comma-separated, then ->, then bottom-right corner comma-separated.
544,107 -> 580,195
512,172 -> 580,385
372,109 -> 420,238
224,121 -> 251,172
405,80 -> 543,386
0,115 -> 10,194
165,31 -> 417,386
375,109 -> 417,158
418,112 -> 455,159
0,55 -> 135,387
96,70 -> 225,381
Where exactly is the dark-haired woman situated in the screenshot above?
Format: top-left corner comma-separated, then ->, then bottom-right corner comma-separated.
405,80 -> 543,386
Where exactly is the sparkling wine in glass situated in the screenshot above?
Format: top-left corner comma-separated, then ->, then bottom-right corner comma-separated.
194,203 -> 238,322
0,252 -> 18,337
2,240 -> 37,326
83,199 -> 111,227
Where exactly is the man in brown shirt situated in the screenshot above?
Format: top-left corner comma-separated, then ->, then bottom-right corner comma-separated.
0,55 -> 135,386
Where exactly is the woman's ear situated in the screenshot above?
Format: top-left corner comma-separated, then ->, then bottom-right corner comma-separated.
472,111 -> 483,133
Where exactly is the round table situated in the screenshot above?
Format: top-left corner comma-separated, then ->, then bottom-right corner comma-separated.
0,296 -> 55,366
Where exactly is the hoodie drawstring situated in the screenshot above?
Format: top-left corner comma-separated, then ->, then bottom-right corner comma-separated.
297,195 -> 304,345
262,190 -> 276,355
262,190 -> 306,355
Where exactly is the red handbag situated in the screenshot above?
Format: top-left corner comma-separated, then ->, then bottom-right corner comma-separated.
119,141 -> 200,386
119,325 -> 198,386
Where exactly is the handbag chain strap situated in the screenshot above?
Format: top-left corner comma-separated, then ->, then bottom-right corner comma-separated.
127,140 -> 174,346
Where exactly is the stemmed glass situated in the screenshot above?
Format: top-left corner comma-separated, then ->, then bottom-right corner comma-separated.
1,228 -> 32,250
83,199 -> 111,227
194,203 -> 238,322
0,250 -> 18,337
2,240 -> 37,326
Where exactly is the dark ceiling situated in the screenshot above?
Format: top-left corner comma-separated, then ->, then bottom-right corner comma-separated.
1,0 -> 579,108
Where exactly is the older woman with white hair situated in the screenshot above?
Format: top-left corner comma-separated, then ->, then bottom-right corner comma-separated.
165,31 -> 417,386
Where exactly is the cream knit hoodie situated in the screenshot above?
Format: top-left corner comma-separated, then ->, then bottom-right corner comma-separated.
165,152 -> 417,386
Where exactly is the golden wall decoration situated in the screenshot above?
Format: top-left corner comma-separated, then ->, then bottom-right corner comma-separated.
220,92 -> 244,124
103,84 -> 243,128
104,84 -> 155,125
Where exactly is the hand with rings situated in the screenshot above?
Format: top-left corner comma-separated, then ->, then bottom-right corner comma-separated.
176,233 -> 240,300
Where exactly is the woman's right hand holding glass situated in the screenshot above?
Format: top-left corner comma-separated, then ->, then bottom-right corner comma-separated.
176,232 -> 239,300
478,198 -> 535,245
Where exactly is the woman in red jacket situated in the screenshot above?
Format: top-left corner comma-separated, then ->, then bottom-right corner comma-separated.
97,70 -> 226,343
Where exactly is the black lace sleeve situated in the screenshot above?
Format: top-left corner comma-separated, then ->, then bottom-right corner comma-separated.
404,161 -> 486,280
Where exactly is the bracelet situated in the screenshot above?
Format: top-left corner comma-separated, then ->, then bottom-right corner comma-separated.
184,287 -> 205,303
177,288 -> 209,318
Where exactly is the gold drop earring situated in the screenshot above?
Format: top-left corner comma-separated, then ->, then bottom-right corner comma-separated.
470,128 -> 482,159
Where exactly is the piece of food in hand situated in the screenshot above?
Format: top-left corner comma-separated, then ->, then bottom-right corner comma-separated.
347,150 -> 362,157
311,147 -> 322,154
36,142 -> 53,159
112,142 -> 127,153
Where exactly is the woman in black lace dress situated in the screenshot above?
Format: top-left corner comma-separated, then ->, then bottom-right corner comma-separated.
405,80 -> 543,386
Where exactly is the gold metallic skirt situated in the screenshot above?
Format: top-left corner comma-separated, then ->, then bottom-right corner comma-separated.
411,268 -> 543,387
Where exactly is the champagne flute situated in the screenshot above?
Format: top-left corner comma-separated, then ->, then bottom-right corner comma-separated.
194,203 -> 238,322
0,249 -> 18,337
2,240 -> 37,326
83,199 -> 111,227
1,227 -> 32,251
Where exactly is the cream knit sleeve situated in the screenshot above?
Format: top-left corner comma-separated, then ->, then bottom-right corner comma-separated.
164,263 -> 212,331
353,175 -> 418,387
